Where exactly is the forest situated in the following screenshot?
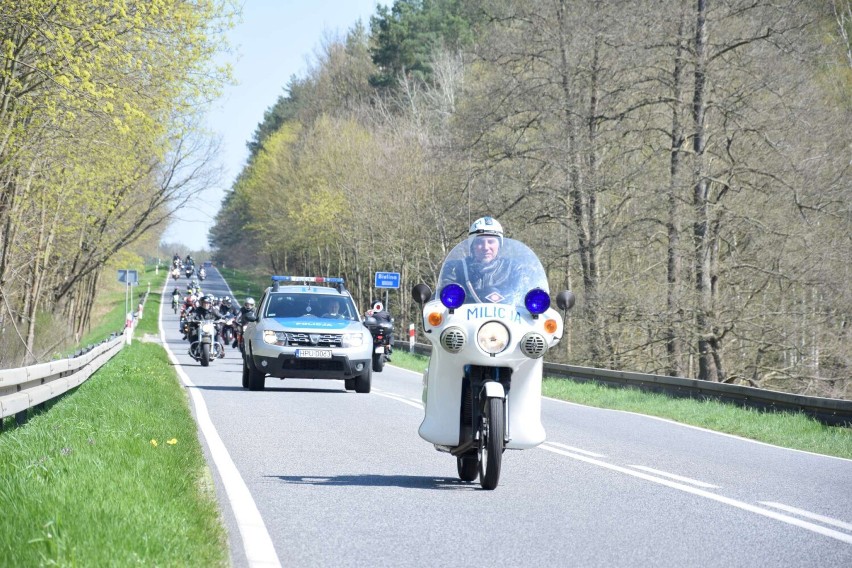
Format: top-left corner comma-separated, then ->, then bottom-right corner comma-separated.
0,1 -> 235,365
0,1 -> 849,399
211,0 -> 851,398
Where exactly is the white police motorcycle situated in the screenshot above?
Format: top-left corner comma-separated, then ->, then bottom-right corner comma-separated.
412,236 -> 575,490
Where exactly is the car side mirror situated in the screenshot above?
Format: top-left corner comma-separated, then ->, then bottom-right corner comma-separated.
556,290 -> 576,311
412,283 -> 432,305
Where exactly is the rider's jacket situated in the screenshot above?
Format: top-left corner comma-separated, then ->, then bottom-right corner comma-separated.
193,306 -> 221,320
236,306 -> 255,324
371,309 -> 392,324
442,256 -> 519,304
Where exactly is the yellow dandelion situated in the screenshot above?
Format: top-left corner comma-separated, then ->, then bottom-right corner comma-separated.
166,438 -> 177,445
150,439 -> 158,447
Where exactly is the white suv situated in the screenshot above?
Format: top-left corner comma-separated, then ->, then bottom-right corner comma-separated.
242,277 -> 373,392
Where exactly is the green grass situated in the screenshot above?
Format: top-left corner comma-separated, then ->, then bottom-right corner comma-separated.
0,263 -> 228,566
214,265 -> 267,303
386,350 -> 852,460
0,343 -> 228,566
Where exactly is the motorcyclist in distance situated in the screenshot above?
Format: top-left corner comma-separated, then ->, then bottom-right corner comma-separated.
442,216 -> 518,304
367,300 -> 392,323
193,295 -> 225,357
365,300 -> 394,360
233,297 -> 256,348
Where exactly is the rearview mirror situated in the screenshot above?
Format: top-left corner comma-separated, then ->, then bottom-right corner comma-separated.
412,283 -> 432,305
556,290 -> 576,311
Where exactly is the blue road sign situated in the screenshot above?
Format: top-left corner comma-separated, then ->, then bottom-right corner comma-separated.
118,269 -> 138,284
375,272 -> 400,289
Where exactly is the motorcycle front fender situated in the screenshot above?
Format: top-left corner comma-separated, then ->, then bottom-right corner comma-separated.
482,381 -> 505,399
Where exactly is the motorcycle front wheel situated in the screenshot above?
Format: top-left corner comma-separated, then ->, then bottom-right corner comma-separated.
478,397 -> 504,490
456,454 -> 479,482
200,343 -> 210,367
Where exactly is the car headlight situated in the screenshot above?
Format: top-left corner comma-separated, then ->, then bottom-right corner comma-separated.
262,330 -> 279,345
477,321 -> 509,354
342,332 -> 365,348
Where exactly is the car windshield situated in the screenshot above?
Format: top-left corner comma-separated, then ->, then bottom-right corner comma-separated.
437,237 -> 549,308
264,292 -> 358,321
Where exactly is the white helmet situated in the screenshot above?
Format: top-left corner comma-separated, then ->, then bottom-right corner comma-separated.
468,216 -> 503,248
469,216 -> 503,238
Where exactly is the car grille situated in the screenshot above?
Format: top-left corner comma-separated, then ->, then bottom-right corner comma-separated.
285,333 -> 342,347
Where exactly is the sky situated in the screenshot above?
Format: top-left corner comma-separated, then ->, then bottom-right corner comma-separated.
161,0 -> 381,251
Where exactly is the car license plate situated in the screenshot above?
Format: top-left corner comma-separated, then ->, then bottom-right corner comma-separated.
375,347 -> 384,354
296,349 -> 332,359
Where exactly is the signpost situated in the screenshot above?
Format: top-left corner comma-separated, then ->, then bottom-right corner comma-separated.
374,271 -> 400,317
374,272 -> 400,289
118,270 -> 139,342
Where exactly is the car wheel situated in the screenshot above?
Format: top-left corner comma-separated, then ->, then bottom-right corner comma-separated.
241,356 -> 250,389
354,367 -> 371,394
245,349 -> 266,391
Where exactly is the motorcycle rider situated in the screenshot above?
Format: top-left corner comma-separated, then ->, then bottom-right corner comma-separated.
192,295 -> 225,357
233,297 -> 256,348
365,300 -> 394,361
442,216 -> 519,304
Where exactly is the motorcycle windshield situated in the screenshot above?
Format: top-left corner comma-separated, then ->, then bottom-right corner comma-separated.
437,237 -> 550,308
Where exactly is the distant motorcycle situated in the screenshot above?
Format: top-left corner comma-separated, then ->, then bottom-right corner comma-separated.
186,317 -> 224,367
172,293 -> 181,314
184,266 -> 193,279
171,267 -> 180,280
219,315 -> 236,346
364,317 -> 394,372
198,267 -> 207,281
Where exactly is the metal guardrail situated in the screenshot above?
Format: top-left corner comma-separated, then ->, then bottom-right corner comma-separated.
395,340 -> 852,427
0,333 -> 126,427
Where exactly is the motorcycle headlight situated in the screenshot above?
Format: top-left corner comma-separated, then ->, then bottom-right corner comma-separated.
342,332 -> 365,348
477,321 -> 510,355
201,322 -> 215,334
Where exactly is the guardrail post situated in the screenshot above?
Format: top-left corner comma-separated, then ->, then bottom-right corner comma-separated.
408,323 -> 415,353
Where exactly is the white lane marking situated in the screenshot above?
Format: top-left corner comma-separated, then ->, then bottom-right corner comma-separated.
539,443 -> 852,545
373,388 -> 424,409
546,441 -> 607,458
159,280 -> 281,568
759,501 -> 852,532
627,465 -> 720,489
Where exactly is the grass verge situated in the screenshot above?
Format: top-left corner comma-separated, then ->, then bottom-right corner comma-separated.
215,265 -> 267,302
386,350 -> 852,460
0,264 -> 229,566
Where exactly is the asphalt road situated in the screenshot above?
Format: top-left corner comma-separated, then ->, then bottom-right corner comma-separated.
157,267 -> 852,568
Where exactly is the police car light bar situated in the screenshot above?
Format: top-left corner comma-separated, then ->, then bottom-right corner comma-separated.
270,276 -> 345,284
